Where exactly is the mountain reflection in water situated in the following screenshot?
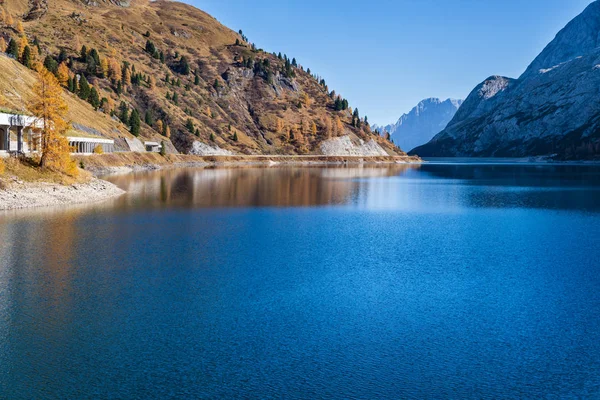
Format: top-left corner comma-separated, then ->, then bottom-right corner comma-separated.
103,165 -> 420,209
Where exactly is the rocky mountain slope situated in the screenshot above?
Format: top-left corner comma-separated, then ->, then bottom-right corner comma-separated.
0,0 -> 402,157
373,98 -> 462,152
412,1 -> 600,160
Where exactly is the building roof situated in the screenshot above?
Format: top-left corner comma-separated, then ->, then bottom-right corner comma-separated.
0,112 -> 41,128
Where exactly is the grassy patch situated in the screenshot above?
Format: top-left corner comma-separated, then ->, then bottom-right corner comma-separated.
0,156 -> 91,186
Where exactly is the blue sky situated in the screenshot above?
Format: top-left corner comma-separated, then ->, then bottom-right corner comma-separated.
191,0 -> 593,125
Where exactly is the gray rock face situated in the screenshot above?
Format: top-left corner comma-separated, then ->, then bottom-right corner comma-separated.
412,1 -> 600,160
189,141 -> 234,156
373,98 -> 462,153
320,135 -> 389,156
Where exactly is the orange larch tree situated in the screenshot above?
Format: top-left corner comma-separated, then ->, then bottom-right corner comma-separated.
27,68 -> 78,176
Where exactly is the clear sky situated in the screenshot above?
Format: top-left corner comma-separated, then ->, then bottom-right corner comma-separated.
191,0 -> 593,125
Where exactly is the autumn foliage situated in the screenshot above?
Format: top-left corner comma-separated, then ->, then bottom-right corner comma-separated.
27,68 -> 78,177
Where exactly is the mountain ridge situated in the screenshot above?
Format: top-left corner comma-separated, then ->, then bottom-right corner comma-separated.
412,0 -> 600,160
374,98 -> 463,152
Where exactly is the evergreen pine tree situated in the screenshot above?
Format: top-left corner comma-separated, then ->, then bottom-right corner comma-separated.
210,132 -> 215,142
6,38 -> 18,58
145,40 -> 156,55
80,45 -> 87,61
43,55 -> 58,73
180,56 -> 190,75
89,87 -> 100,109
67,76 -> 75,93
58,48 -> 68,63
119,101 -> 129,125
86,55 -> 97,76
232,132 -> 238,142
90,48 -> 100,65
130,109 -> 141,136
186,118 -> 194,133
145,110 -> 154,126
78,76 -> 91,100
21,45 -> 31,68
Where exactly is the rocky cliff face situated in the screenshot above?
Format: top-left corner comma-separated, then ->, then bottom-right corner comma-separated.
412,1 -> 600,160
373,98 -> 462,152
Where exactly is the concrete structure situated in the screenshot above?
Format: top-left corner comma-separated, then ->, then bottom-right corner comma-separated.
0,112 -> 41,156
0,112 -> 115,156
145,141 -> 162,153
68,137 -> 115,154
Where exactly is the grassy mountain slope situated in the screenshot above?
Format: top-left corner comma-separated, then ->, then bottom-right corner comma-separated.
0,53 -> 136,143
0,0 -> 404,156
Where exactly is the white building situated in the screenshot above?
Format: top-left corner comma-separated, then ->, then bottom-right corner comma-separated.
145,141 -> 162,153
0,112 -> 40,154
0,112 -> 115,156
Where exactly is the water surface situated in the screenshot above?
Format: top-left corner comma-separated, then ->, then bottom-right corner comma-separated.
1,162 -> 600,398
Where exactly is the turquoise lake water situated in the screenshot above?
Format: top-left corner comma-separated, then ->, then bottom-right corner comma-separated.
1,162 -> 600,398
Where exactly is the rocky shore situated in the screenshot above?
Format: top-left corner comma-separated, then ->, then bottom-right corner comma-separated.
0,154 -> 421,211
79,153 -> 422,177
0,177 -> 125,211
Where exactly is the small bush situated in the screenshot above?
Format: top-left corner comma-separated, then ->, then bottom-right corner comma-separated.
93,145 -> 104,154
0,158 -> 5,175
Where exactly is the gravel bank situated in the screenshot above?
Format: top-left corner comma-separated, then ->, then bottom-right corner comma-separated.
0,178 -> 125,211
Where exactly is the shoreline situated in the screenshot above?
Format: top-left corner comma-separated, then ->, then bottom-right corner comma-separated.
78,153 -> 423,177
0,154 -> 421,212
0,177 -> 125,211
5,152 -> 596,212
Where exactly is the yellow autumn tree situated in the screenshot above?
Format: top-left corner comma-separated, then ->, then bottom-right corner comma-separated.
156,119 -> 164,135
0,37 -> 6,53
108,58 -> 121,82
148,75 -> 156,89
276,118 -> 284,134
6,12 -> 13,27
102,96 -> 114,115
311,121 -> 318,136
302,93 -> 311,107
27,68 -> 78,176
18,35 -> 28,59
122,67 -> 131,86
100,58 -> 109,78
324,117 -> 333,138
16,20 -> 24,34
0,8 -> 5,25
301,119 -> 309,135
164,125 -> 171,138
335,117 -> 344,137
56,62 -> 70,86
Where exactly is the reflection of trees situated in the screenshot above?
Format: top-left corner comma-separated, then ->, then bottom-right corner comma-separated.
106,165 -> 419,208
39,212 -> 77,307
